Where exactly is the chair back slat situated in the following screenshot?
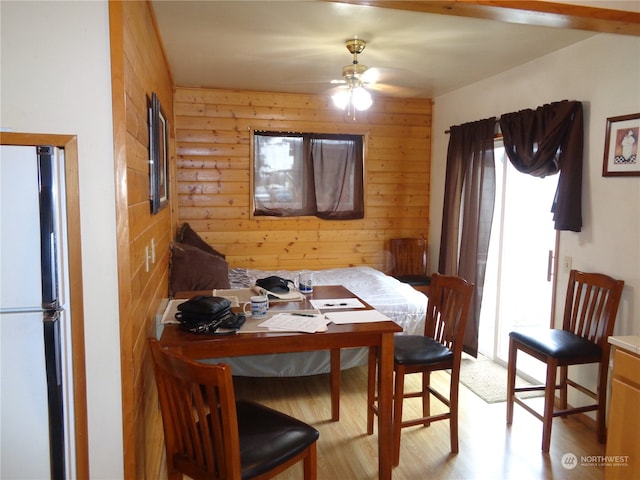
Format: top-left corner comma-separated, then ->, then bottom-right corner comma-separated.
563,270 -> 624,348
149,339 -> 242,480
390,238 -> 427,277
425,273 -> 474,353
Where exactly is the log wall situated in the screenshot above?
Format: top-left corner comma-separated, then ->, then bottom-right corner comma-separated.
173,87 -> 433,273
110,2 -> 174,478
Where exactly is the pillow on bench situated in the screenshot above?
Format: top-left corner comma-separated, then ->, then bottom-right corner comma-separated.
169,234 -> 230,297
177,223 -> 226,259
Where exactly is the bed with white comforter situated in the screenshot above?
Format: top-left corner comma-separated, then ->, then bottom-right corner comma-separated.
203,266 -> 427,377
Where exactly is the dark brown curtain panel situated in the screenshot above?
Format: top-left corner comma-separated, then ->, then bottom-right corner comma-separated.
499,100 -> 584,231
310,136 -> 364,220
438,118 -> 496,356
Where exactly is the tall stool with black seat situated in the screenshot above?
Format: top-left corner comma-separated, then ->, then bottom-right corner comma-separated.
149,339 -> 319,480
367,273 -> 474,465
506,269 -> 624,453
389,237 -> 431,295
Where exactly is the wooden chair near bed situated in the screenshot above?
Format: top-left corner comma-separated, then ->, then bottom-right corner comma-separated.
148,339 -> 319,480
389,237 -> 431,295
367,273 -> 474,466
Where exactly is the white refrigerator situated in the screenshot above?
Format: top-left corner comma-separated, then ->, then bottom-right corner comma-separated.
0,145 -> 75,480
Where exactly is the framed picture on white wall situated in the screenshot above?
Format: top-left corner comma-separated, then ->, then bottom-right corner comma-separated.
602,113 -> 639,177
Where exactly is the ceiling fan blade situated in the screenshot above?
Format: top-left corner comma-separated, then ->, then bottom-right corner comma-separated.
360,68 -> 379,84
368,83 -> 426,97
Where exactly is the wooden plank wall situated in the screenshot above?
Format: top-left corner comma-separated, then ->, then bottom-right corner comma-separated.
110,2 -> 174,479
174,87 -> 433,273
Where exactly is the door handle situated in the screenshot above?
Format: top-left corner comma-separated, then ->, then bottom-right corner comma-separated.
547,250 -> 553,282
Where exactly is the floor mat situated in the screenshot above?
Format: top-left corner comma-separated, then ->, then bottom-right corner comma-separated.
458,356 -> 544,404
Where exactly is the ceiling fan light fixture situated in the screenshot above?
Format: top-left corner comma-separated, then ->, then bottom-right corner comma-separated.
332,89 -> 350,109
352,86 -> 372,110
331,83 -> 372,119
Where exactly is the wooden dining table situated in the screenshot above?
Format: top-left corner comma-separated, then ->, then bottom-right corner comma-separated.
159,285 -> 402,480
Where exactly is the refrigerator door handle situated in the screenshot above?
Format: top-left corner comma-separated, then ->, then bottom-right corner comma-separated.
42,309 -> 65,478
0,306 -> 50,315
0,303 -> 62,315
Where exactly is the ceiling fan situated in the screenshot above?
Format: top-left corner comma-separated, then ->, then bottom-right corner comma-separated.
330,37 -> 418,116
331,38 -> 375,114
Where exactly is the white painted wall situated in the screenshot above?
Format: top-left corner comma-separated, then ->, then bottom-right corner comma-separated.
430,33 -> 640,335
0,2 -> 123,479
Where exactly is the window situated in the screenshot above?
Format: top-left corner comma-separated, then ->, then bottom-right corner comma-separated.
253,131 -> 364,219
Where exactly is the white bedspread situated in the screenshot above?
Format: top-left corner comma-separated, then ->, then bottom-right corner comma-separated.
201,266 -> 428,377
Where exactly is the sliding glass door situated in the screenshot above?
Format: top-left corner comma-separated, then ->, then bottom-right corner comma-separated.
478,142 -> 558,381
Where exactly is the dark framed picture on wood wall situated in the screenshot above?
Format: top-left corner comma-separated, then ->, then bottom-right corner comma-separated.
149,92 -> 169,213
602,112 -> 639,177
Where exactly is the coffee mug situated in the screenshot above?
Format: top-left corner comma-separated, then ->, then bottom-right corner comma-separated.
243,295 -> 269,317
296,270 -> 313,294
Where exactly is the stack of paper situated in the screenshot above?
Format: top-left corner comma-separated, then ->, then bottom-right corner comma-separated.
310,298 -> 365,309
161,299 -> 187,324
212,288 -> 255,306
252,286 -> 306,301
257,312 -> 329,333
324,309 -> 391,324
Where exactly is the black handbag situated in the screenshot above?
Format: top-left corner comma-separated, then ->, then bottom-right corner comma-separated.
175,295 -> 245,334
255,276 -> 292,294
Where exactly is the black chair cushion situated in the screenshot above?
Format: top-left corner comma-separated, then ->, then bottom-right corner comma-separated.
396,274 -> 431,286
394,335 -> 453,366
236,400 -> 319,479
509,329 -> 601,360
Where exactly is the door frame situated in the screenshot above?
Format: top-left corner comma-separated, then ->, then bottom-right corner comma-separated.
0,132 -> 89,479
550,233 -> 560,327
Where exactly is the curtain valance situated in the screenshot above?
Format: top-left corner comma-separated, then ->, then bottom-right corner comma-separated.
499,100 -> 584,232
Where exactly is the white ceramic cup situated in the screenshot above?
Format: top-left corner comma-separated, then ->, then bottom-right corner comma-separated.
296,270 -> 313,294
243,295 -> 269,317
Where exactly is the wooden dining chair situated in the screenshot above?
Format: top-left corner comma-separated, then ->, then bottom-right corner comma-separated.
367,273 -> 474,465
389,237 -> 431,295
506,269 -> 624,453
148,339 -> 319,480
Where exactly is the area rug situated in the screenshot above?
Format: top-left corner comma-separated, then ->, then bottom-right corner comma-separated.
458,356 -> 543,404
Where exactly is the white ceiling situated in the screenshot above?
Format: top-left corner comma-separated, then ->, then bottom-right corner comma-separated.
151,1 -> 628,99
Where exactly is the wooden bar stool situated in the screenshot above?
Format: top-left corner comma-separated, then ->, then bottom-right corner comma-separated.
506,270 -> 624,453
367,274 -> 474,465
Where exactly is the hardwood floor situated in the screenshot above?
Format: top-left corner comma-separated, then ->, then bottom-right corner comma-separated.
232,361 -> 605,480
